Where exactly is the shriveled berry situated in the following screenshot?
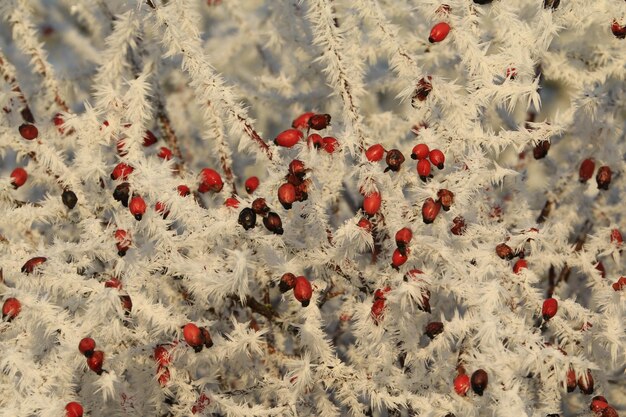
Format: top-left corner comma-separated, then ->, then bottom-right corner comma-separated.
371,298 -> 385,324
2,297 -> 21,321
451,216 -> 466,235
471,369 -> 488,395
201,327 -> 213,348
274,129 -> 303,147
245,176 -> 260,194
424,321 -> 444,339
365,144 -> 385,162
308,114 -> 331,130
429,22 -> 450,43
263,212 -> 284,235
78,337 -> 96,357
19,123 -> 38,140
238,207 -> 257,230
411,144 -> 430,160
533,141 -> 551,159
289,160 -> 306,177
251,198 -> 270,216
412,77 -> 433,102
496,243 -> 514,260
294,276 -> 313,307
279,272 -> 296,293
10,167 -> 27,189
542,298 -> 558,320
62,190 -> 78,209
437,189 -> 454,211
113,182 -> 130,206
154,345 -> 171,366
120,295 -> 132,314
384,149 -> 405,172
596,166 -> 612,190
363,192 -> 382,216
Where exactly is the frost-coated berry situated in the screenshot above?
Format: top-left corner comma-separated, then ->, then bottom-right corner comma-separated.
2,297 -> 21,320
62,190 -> 78,209
111,163 -> 133,180
183,323 -> 204,350
308,114 -> 331,130
10,167 -> 27,189
422,198 -> 441,224
278,183 -> 297,209
238,207 -> 257,230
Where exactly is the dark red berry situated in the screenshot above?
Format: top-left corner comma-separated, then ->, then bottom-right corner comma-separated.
155,201 -> 169,219
21,107 -> 34,123
437,189 -> 454,211
384,149 -> 405,172
178,185 -> 191,196
263,212 -> 283,235
590,396 -> 609,413
10,167 -> 27,189
578,370 -> 594,395
78,337 -> 96,357
496,243 -> 514,260
294,276 -> 312,307
471,369 -> 488,395
62,190 -> 78,209
412,77 -> 433,102
601,407 -> 619,417
357,217 -> 372,232
533,141 -> 551,159
451,216 -> 466,235
612,20 -> 626,39
157,147 -> 173,160
19,123 -> 38,140
422,198 -> 441,224
391,248 -> 409,269
142,130 -> 158,146
154,345 -> 171,366
371,298 -> 385,324
579,158 -> 595,182
374,287 -> 391,301
566,367 -> 577,392
113,182 -> 130,206
120,295 -> 132,314
200,327 -> 213,348
612,276 -> 626,291
425,321 -> 444,339
308,114 -> 331,130
429,22 -> 450,43
251,198 -> 270,216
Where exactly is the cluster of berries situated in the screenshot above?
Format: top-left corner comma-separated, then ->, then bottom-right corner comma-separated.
274,112 -> 338,153
278,160 -> 310,209
392,228 -> 412,268
78,337 -> 105,375
454,368 -> 489,396
153,344 -> 173,386
370,286 -> 390,324
238,198 -> 283,235
279,273 -> 313,307
579,158 -> 612,190
183,323 -> 213,353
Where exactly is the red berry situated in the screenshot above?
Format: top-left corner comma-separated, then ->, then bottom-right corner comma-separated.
429,149 -> 445,169
53,113 -> 65,133
116,139 -> 128,156
143,130 -> 158,146
596,166 -> 612,190
611,19 -> 626,39
251,198 -> 270,215
602,407 -> 619,417
129,195 -> 147,221
429,22 -> 450,43
365,144 -> 385,162
289,160 -> 306,177
391,248 -> 409,268
65,402 -> 84,417
292,112 -> 315,129
450,216 -> 466,235
178,185 -> 191,196
19,123 -> 38,140
612,276 -> 626,291
513,259 -> 527,274
610,228 -> 623,246
454,373 -> 470,396
596,261 -> 606,278
422,198 -> 441,224
198,168 -> 223,193
245,176 -> 260,194
274,128 -> 303,147
157,365 -> 170,386
579,158 -> 595,182
357,217 -> 372,232
111,163 -> 134,180
10,167 -> 28,188
533,140 -> 551,159
201,327 -> 213,348
78,337 -> 96,357
104,277 -> 122,289
416,159 -> 431,180
307,133 -> 324,149
224,197 -> 239,208
155,201 -> 169,219
183,323 -> 204,349
411,143 -> 430,160
2,297 -> 21,320
578,370 -> 594,395
322,136 -> 338,153
496,243 -> 514,260
279,272 -> 297,293
590,396 -> 609,413
21,256 -> 47,274
154,345 -> 171,366
87,350 -> 104,374
294,276 -> 313,307
566,367 -> 577,392
374,287 -> 391,300
437,189 -> 454,211
115,229 -> 131,256
506,67 -> 517,79
371,298 -> 385,324
308,114 -> 331,130
425,321 -> 444,339
363,192 -> 382,216
278,183 -> 297,209
120,295 -> 133,314
157,147 -> 173,160
412,77 -> 433,102
542,298 -> 558,320
395,227 -> 412,254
